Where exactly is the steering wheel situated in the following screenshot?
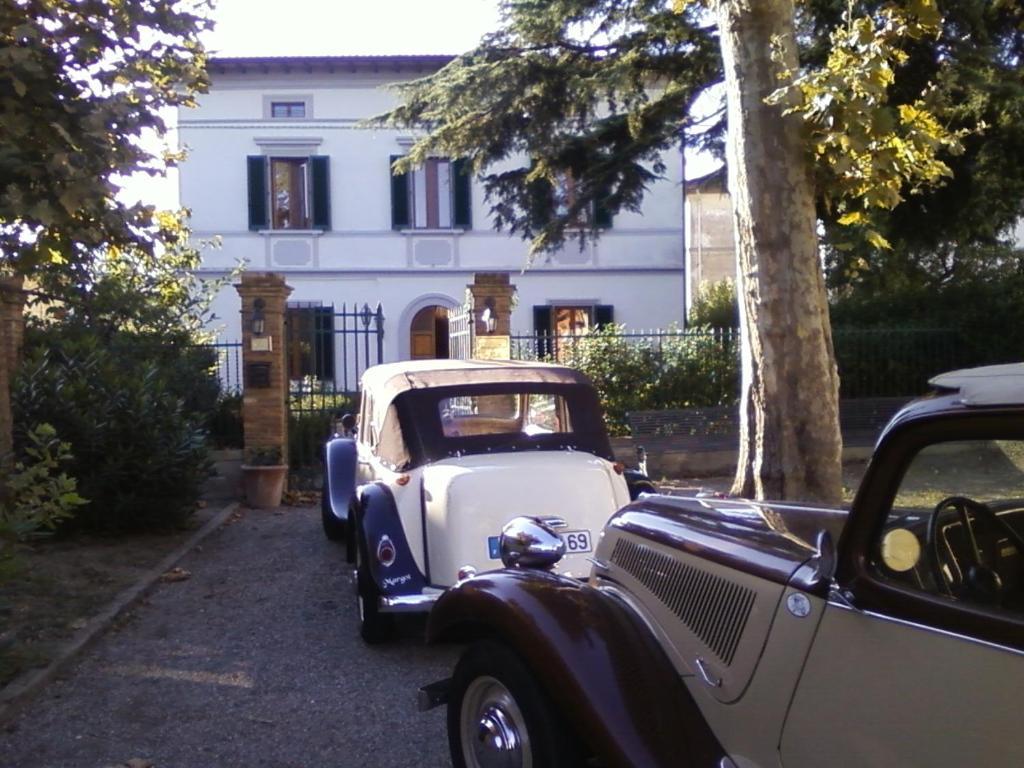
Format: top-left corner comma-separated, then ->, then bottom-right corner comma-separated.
926,496 -> 1024,606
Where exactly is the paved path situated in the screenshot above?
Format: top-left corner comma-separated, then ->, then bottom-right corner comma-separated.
0,507 -> 458,768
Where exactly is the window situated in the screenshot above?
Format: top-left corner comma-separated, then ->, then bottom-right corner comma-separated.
286,303 -> 335,381
247,155 -> 330,231
439,393 -> 571,438
533,304 -> 614,359
271,158 -> 309,229
391,155 -> 472,230
270,101 -> 306,118
872,439 -> 1024,615
262,95 -> 312,120
528,166 -> 613,230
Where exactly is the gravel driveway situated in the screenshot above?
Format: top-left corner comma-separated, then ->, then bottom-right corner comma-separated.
0,507 -> 459,768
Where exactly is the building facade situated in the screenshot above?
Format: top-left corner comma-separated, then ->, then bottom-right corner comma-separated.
180,56 -> 688,383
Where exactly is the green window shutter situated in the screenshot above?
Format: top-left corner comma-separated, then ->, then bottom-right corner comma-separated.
533,305 -> 553,358
594,182 -> 613,229
311,156 -> 331,231
452,158 -> 472,229
593,305 -> 614,328
390,155 -> 410,229
247,155 -> 268,230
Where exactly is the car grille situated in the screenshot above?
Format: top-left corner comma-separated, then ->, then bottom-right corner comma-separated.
611,538 -> 755,666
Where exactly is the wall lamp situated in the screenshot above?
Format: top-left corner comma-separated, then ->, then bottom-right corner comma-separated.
251,298 -> 266,336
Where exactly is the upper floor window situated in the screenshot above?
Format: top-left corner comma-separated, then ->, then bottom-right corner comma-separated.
247,155 -> 331,231
270,101 -> 306,118
262,95 -> 312,120
390,155 -> 472,230
529,166 -> 613,230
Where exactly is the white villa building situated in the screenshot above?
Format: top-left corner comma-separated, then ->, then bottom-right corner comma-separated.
180,55 -> 692,385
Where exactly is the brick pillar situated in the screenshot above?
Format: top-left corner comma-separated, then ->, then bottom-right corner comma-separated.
468,273 -> 515,360
235,273 -> 292,468
0,275 -> 25,469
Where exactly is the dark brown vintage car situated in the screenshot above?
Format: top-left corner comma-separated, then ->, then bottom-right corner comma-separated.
418,363 -> 1024,768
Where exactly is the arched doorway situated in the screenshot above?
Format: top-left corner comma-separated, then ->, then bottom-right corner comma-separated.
410,305 -> 450,359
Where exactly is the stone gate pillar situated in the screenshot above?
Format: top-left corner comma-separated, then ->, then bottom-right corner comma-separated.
235,272 -> 292,467
468,273 -> 515,360
0,275 -> 25,469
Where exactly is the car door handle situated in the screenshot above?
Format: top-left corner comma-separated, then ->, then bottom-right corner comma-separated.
695,657 -> 722,688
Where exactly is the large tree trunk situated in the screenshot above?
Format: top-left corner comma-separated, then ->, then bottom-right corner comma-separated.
716,0 -> 842,503
0,275 -> 25,475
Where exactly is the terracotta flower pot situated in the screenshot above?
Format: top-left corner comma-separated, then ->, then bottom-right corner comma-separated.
241,464 -> 288,508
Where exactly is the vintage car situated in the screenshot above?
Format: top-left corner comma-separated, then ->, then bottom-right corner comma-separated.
320,359 -> 654,643
418,362 -> 1024,768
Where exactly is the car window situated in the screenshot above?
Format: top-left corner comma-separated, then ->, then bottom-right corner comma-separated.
438,393 -> 570,438
872,439 -> 1024,615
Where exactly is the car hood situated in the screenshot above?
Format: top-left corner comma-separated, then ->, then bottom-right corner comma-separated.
606,495 -> 849,593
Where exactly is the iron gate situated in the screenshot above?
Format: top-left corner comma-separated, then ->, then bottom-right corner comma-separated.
287,302 -> 384,469
448,304 -> 474,360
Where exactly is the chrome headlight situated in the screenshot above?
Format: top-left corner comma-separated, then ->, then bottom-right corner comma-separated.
499,517 -> 566,570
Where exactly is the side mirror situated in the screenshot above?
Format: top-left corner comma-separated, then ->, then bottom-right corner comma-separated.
338,412 -> 357,438
500,517 -> 566,570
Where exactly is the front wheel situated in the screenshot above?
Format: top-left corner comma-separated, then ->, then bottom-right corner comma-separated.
448,641 -> 584,768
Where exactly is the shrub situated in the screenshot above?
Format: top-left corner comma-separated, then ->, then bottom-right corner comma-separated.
689,278 -> 740,329
13,328 -> 213,532
556,325 -> 739,436
0,424 -> 86,583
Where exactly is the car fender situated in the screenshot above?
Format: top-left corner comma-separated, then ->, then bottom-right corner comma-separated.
322,436 -> 357,528
356,482 -> 427,597
428,569 -> 726,768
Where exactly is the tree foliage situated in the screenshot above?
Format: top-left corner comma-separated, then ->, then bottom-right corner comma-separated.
0,0 -> 211,275
377,0 -> 722,255
769,0 -> 966,252
380,0 -> 1019,279
799,0 -> 1024,289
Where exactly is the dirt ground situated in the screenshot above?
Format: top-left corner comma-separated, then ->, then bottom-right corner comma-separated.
0,504 -> 219,688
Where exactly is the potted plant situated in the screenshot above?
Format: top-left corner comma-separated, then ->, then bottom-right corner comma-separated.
241,446 -> 287,508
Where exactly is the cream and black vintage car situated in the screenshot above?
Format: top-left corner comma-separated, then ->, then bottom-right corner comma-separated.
419,363 -> 1024,768
320,359 -> 654,643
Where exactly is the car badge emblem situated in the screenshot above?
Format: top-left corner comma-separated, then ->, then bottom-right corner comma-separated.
786,593 -> 811,618
377,535 -> 397,568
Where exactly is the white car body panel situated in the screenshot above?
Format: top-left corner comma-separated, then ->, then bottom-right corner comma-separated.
422,452 -> 630,586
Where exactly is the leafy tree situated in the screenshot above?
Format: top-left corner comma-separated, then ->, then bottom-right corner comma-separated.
0,0 -> 211,461
0,0 -> 211,274
800,0 -> 1024,290
381,0 -> 972,500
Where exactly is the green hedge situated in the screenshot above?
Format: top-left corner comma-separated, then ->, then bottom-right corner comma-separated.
13,327 -> 217,532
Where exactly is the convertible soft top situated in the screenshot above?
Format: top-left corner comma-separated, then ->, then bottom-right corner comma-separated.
359,360 -> 612,469
361,359 -> 593,429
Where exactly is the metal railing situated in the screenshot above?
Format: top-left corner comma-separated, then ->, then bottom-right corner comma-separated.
512,327 -> 972,400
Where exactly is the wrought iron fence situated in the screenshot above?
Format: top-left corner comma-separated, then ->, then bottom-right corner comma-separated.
512,327 -> 971,400
202,340 -> 243,395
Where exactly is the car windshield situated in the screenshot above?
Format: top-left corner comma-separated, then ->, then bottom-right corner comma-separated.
439,393 -> 570,438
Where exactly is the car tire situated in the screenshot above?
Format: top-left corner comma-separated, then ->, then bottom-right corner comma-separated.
448,640 -> 585,768
355,538 -> 394,644
321,503 -> 346,542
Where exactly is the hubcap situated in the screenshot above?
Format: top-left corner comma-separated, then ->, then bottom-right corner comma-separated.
461,677 -> 531,768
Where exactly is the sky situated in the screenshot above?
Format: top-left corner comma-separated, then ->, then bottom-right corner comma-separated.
121,0 -> 717,209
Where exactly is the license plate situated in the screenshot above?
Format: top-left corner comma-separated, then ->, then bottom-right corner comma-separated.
561,530 -> 592,554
